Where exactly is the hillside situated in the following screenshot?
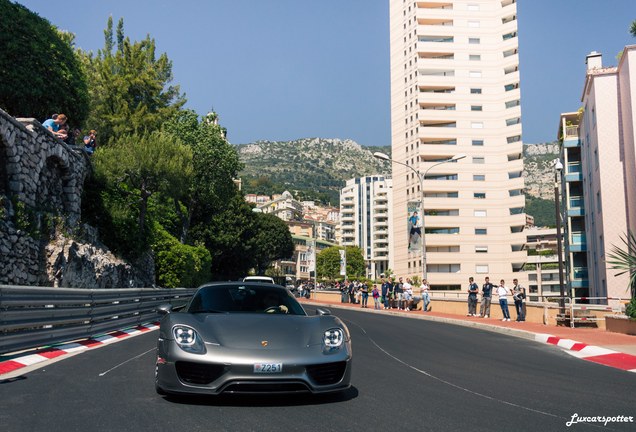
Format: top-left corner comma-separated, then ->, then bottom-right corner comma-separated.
237,138 -> 391,205
237,139 -> 560,226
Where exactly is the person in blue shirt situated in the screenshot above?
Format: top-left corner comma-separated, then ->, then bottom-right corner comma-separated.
381,278 -> 392,309
42,114 -> 67,139
408,211 -> 421,250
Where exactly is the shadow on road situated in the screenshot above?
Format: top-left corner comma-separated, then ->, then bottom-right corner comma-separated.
160,385 -> 359,406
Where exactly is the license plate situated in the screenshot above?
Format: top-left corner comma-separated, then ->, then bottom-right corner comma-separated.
253,363 -> 283,373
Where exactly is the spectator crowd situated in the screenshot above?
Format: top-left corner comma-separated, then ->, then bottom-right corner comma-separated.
42,113 -> 97,155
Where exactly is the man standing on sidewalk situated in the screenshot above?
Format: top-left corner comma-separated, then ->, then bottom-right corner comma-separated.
467,277 -> 479,316
512,278 -> 526,322
420,278 -> 430,312
497,279 -> 512,322
480,276 -> 494,318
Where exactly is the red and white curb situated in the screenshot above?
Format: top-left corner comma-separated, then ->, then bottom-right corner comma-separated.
0,322 -> 160,377
535,334 -> 636,373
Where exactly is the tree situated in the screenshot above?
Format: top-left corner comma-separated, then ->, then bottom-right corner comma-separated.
317,246 -> 365,279
92,131 -> 192,238
162,110 -> 243,242
251,213 -> 294,274
80,17 -> 185,145
607,231 -> 636,299
631,20 -> 636,38
0,0 -> 89,125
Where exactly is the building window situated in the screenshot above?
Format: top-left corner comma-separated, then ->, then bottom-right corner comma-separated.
507,135 -> 521,143
475,264 -> 489,273
426,227 -> 460,234
471,122 -> 484,129
475,246 -> 488,253
505,99 -> 520,108
474,192 -> 486,199
470,88 -> 482,94
472,157 -> 485,164
475,228 -> 487,235
469,54 -> 481,61
473,174 -> 485,181
469,71 -> 482,78
471,105 -> 483,111
472,139 -> 484,146
509,207 -> 524,215
506,117 -> 521,126
469,37 -> 480,44
474,210 -> 487,217
428,264 -> 461,273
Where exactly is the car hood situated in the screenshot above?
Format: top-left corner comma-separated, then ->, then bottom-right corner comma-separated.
172,313 -> 331,350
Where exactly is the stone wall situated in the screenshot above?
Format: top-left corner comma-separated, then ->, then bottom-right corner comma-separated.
0,108 -> 154,287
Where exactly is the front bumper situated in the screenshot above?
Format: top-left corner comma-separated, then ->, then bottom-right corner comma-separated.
156,340 -> 352,395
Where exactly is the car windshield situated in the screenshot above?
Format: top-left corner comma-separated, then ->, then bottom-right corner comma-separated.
187,284 -> 306,315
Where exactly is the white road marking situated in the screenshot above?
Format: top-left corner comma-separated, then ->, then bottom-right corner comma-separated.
98,348 -> 156,377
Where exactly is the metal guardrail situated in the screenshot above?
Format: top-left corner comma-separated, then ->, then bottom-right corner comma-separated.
0,285 -> 197,355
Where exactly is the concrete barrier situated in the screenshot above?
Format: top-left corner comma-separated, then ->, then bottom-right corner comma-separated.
310,290 -> 615,330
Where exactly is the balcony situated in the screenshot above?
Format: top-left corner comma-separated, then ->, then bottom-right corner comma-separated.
567,162 -> 582,174
570,232 -> 587,252
565,172 -> 582,182
572,266 -> 588,279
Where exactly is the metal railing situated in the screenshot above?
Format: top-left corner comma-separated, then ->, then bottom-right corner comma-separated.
0,285 -> 196,355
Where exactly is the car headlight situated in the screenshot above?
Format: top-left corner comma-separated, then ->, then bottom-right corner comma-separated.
324,328 -> 344,348
172,325 -> 206,354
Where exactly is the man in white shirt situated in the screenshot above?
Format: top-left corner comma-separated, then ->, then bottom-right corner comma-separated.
420,278 -> 430,312
496,280 -> 512,321
403,278 -> 413,310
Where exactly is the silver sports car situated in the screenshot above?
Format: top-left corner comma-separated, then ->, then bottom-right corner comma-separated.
155,282 -> 352,396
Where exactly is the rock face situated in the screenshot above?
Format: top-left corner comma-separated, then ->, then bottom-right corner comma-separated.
523,142 -> 560,200
0,108 -> 153,288
45,228 -> 155,288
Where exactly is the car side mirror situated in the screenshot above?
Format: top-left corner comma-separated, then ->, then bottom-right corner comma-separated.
315,307 -> 331,316
157,303 -> 173,315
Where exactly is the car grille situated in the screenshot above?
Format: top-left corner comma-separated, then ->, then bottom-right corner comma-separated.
223,382 -> 309,394
175,361 -> 225,385
306,361 -> 347,385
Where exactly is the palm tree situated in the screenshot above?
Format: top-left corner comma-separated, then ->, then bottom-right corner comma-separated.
631,20 -> 636,38
607,231 -> 636,300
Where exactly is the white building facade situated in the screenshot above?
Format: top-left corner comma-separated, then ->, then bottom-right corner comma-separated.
389,0 -> 526,290
340,176 -> 394,279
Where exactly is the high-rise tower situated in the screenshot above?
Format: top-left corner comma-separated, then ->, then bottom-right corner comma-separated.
389,0 -> 526,290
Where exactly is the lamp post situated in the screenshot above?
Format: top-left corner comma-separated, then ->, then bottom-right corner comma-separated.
554,158 -> 566,316
373,152 -> 466,285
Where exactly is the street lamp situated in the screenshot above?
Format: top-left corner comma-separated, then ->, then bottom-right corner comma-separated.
373,152 -> 466,285
554,158 -> 566,316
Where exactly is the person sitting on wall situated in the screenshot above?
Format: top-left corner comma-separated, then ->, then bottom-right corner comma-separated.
42,114 -> 67,139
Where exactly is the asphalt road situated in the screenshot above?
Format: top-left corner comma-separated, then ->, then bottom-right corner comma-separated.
1,306 -> 635,432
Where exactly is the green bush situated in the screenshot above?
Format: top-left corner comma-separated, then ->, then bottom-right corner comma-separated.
153,225 -> 211,288
626,298 -> 636,320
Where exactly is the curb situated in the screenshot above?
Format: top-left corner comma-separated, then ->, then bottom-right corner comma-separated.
534,334 -> 636,373
0,322 -> 160,377
304,300 -> 636,374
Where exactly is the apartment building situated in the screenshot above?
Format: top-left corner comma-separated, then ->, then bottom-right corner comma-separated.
340,176 -> 393,279
557,46 -> 636,302
557,112 -> 589,299
524,227 -> 563,301
389,0 -> 526,289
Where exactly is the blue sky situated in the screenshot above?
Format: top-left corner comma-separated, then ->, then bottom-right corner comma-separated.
15,0 -> 636,146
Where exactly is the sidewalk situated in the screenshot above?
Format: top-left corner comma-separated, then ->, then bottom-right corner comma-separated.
300,297 -> 636,373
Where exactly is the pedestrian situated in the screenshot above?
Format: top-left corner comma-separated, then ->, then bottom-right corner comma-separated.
372,284 -> 381,310
360,282 -> 369,308
467,277 -> 479,316
381,278 -> 392,309
403,278 -> 413,311
395,277 -> 404,310
83,129 -> 97,154
496,279 -> 512,321
420,278 -> 430,312
480,276 -> 494,318
512,278 -> 526,322
42,113 -> 67,139
348,280 -> 356,304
